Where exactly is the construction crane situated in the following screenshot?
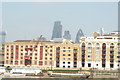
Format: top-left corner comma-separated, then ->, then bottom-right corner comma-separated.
24,35 -> 42,66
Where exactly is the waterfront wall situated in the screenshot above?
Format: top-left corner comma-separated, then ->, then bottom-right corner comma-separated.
2,78 -> 120,80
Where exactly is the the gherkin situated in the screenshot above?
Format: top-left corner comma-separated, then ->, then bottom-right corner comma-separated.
75,29 -> 84,43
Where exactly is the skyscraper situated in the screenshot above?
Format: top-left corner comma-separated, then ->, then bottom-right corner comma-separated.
63,30 -> 71,40
51,21 -> 62,40
75,29 -> 84,43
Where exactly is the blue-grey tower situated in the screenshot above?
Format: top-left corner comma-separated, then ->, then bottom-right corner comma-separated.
75,29 -> 84,43
63,30 -> 71,40
51,21 -> 62,40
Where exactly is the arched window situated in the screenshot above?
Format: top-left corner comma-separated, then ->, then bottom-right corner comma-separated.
88,43 -> 92,45
96,43 -> 99,45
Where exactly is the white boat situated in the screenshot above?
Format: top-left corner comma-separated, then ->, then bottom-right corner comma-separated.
48,72 -> 90,78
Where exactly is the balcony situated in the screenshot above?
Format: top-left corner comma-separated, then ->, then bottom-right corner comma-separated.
102,45 -> 106,47
82,44 -> 85,47
56,51 -> 60,53
56,55 -> 60,57
56,63 -> 59,65
102,53 -> 106,55
74,56 -> 77,58
56,59 -> 59,61
102,49 -> 106,51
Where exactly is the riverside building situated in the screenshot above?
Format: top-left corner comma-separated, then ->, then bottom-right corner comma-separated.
4,31 -> 120,70
79,31 -> 120,70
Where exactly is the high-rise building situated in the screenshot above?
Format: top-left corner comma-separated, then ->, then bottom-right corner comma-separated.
75,29 -> 84,43
51,21 -> 62,40
100,28 -> 105,35
63,31 -> 71,40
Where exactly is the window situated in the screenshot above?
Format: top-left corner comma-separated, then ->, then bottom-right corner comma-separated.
63,66 -> 65,68
6,57 -> 9,59
74,53 -> 77,56
68,62 -> 70,64
82,63 -> 85,67
68,54 -> 71,56
68,50 -> 71,52
118,47 -> 120,50
63,58 -> 65,60
74,58 -> 77,60
45,58 -> 47,60
50,58 -> 52,60
50,54 -> 52,56
45,61 -> 47,65
63,54 -> 66,56
63,62 -> 65,64
45,54 -> 47,56
74,49 -> 77,51
63,50 -> 66,52
68,66 -> 70,68
88,47 -> 92,49
20,61 -> 23,64
96,43 -> 99,45
88,43 -> 91,45
50,50 -> 52,52
74,66 -> 77,68
35,57 -> 37,59
117,56 -> 120,58
30,57 -> 32,59
88,63 -> 91,67
74,62 -> 77,64
68,47 -> 71,49
96,64 -> 98,66
34,61 -> 37,65
96,51 -> 100,53
50,46 -> 52,48
96,47 -> 100,49
6,60 -> 8,64
88,55 -> 91,58
68,58 -> 71,60
63,47 -> 66,49
88,51 -> 92,53
118,43 -> 120,46
118,52 -> 120,54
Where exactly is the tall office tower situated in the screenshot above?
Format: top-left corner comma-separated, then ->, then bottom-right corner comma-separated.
63,30 -> 71,40
75,29 -> 84,43
100,28 -> 105,35
51,21 -> 62,40
0,28 -> 6,44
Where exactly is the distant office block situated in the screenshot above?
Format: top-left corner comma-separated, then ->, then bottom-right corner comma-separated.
51,21 -> 62,40
63,31 -> 71,40
75,29 -> 84,43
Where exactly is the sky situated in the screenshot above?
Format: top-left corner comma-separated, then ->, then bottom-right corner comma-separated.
0,2 -> 118,42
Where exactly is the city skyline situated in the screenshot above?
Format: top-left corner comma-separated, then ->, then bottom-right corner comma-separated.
0,2 -> 118,42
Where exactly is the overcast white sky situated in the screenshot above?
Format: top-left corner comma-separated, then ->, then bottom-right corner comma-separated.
0,1 -> 118,43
